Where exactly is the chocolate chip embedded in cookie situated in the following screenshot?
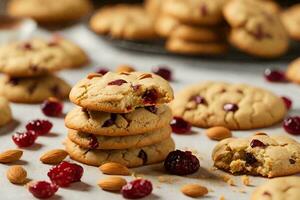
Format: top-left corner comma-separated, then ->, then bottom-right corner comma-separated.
65,137 -> 175,167
0,75 -> 71,103
0,38 -> 88,77
0,97 -> 12,127
286,57 -> 300,84
90,4 -> 157,41
281,4 -> 300,41
7,0 -> 92,24
69,72 -> 174,113
162,0 -> 227,25
65,105 -> 172,136
212,134 -> 300,177
170,81 -> 287,130
251,176 -> 300,200
67,125 -> 171,150
223,0 -> 289,58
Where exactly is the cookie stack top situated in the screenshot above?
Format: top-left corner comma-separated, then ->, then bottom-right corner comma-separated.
65,71 -> 175,167
0,36 -> 89,103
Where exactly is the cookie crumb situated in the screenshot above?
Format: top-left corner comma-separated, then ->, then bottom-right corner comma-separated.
220,174 -> 235,186
158,176 -> 179,184
241,175 -> 250,186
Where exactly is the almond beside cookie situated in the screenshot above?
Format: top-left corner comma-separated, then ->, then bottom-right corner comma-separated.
7,165 -> 27,184
99,162 -> 131,176
206,126 -> 232,141
98,177 -> 127,191
0,149 -> 23,163
181,184 -> 208,198
40,149 -> 68,164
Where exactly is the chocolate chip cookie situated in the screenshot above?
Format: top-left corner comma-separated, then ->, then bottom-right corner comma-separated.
251,176 -> 300,200
65,137 -> 175,167
212,133 -> 300,177
69,72 -> 174,113
0,75 -> 71,103
170,81 -> 287,130
65,105 -> 172,136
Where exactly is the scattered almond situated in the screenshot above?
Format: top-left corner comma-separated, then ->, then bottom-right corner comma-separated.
98,177 -> 127,191
206,126 -> 232,141
6,165 -> 27,184
181,184 -> 208,198
40,149 -> 68,164
99,162 -> 131,176
241,175 -> 250,186
0,149 -> 23,163
116,64 -> 135,73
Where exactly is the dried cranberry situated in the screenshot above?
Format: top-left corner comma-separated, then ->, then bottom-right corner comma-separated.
121,179 -> 152,199
9,77 -> 19,85
191,95 -> 206,104
152,66 -> 172,81
245,153 -> 257,164
283,116 -> 300,135
102,114 -> 117,127
108,79 -> 128,86
21,42 -> 32,50
138,150 -> 148,165
164,150 -> 200,175
145,106 -> 157,114
200,4 -> 208,16
26,119 -> 53,136
131,84 -> 141,91
264,69 -> 286,82
250,139 -> 266,148
142,89 -> 158,104
223,103 -> 239,112
28,181 -> 58,199
48,161 -> 83,187
41,98 -> 63,117
89,134 -> 99,149
170,117 -> 191,134
282,96 -> 292,110
12,130 -> 37,147
289,159 -> 296,164
96,68 -> 109,75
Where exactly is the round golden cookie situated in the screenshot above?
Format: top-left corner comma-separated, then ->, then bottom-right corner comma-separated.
67,125 -> 171,150
65,137 -> 175,167
170,81 -> 287,130
65,105 -> 172,136
162,0 -> 227,25
281,4 -> 300,41
0,75 -> 71,103
166,37 -> 228,55
144,0 -> 164,17
7,0 -> 92,24
223,0 -> 289,58
90,4 -> 157,40
286,57 -> 300,84
155,15 -> 224,42
0,97 -> 12,127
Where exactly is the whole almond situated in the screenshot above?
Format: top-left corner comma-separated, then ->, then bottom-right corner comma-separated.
206,126 -> 232,141
40,149 -> 68,164
181,184 -> 208,198
99,162 -> 131,176
116,64 -> 135,73
98,177 -> 127,191
6,165 -> 27,184
0,149 -> 23,163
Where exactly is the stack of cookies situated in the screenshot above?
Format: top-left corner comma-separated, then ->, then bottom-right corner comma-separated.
0,36 -> 89,103
154,0 -> 229,56
64,71 -> 175,167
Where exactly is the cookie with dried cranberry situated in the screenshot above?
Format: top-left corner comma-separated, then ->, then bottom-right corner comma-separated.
90,4 -> 157,40
286,57 -> 300,84
251,176 -> 300,200
162,0 -> 227,26
69,72 -> 174,113
212,133 -> 300,177
0,97 -> 12,127
65,105 -> 172,136
67,125 -> 171,150
170,81 -> 286,130
281,4 -> 300,41
65,137 -> 175,167
166,37 -> 228,55
0,38 -> 88,77
0,74 -> 71,103
7,0 -> 92,24
223,0 -> 289,58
